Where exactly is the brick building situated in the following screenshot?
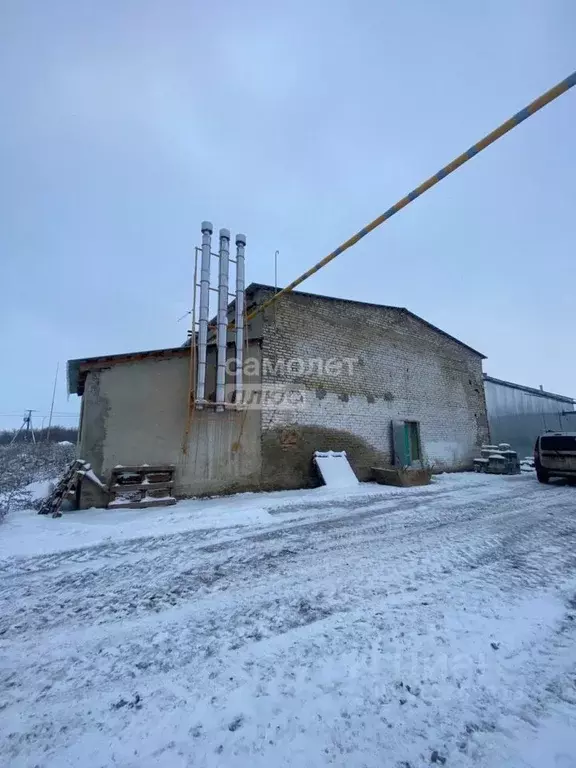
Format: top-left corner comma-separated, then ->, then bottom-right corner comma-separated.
252,285 -> 488,485
68,283 -> 489,502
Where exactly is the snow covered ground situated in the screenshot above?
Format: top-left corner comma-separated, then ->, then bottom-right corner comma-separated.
1,472 -> 576,767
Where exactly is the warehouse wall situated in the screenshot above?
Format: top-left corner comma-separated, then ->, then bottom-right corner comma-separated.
78,350 -> 262,503
484,378 -> 575,458
256,288 -> 489,488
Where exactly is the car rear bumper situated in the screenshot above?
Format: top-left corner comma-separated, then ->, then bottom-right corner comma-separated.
547,469 -> 576,478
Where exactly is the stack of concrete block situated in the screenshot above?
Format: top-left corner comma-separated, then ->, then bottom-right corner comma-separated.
473,443 -> 520,475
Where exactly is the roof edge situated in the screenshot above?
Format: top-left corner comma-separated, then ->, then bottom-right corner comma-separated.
247,283 -> 486,359
483,374 -> 575,404
68,338 -> 262,396
67,346 -> 189,395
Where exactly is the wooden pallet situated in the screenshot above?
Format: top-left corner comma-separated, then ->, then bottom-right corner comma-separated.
107,465 -> 176,510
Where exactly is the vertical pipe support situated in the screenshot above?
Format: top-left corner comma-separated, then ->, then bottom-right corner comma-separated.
216,228 -> 230,410
196,221 -> 212,408
234,234 -> 246,405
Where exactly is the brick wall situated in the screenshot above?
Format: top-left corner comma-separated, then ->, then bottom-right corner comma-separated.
256,288 -> 489,488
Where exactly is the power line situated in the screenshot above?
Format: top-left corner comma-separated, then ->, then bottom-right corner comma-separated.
0,411 -> 78,416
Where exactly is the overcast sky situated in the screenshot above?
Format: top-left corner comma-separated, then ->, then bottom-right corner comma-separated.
1,0 -> 575,430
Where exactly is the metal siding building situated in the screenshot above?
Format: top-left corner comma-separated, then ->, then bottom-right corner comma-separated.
484,375 -> 575,458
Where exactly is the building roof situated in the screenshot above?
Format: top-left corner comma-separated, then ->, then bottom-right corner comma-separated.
68,282 -> 486,395
245,283 -> 486,359
483,374 -> 575,404
68,335 -> 263,396
67,346 -> 189,396
67,337 -> 264,396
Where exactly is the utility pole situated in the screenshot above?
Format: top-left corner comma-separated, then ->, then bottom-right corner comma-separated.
46,362 -> 59,442
10,410 -> 37,445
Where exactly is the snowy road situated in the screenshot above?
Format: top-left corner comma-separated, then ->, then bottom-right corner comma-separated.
1,473 -> 576,767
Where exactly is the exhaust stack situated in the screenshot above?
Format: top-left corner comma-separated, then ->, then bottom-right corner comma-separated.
215,228 -> 230,410
195,221 -> 212,408
192,220 -> 246,412
234,234 -> 246,403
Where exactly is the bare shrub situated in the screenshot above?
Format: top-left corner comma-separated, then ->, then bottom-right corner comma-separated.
0,442 -> 76,521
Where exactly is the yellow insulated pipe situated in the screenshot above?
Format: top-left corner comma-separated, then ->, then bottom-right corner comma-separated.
245,70 -> 576,323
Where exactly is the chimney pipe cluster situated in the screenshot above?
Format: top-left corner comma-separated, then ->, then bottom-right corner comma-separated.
194,221 -> 246,410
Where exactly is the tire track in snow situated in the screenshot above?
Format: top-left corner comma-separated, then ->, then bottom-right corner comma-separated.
2,476 -> 576,766
1,481 -> 574,640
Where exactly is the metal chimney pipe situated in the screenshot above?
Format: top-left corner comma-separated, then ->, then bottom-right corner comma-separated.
235,234 -> 246,404
195,221 -> 212,408
215,228 -> 230,410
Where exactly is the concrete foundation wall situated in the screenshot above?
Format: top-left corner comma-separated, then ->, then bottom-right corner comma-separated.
78,354 -> 262,502
257,289 -> 489,488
